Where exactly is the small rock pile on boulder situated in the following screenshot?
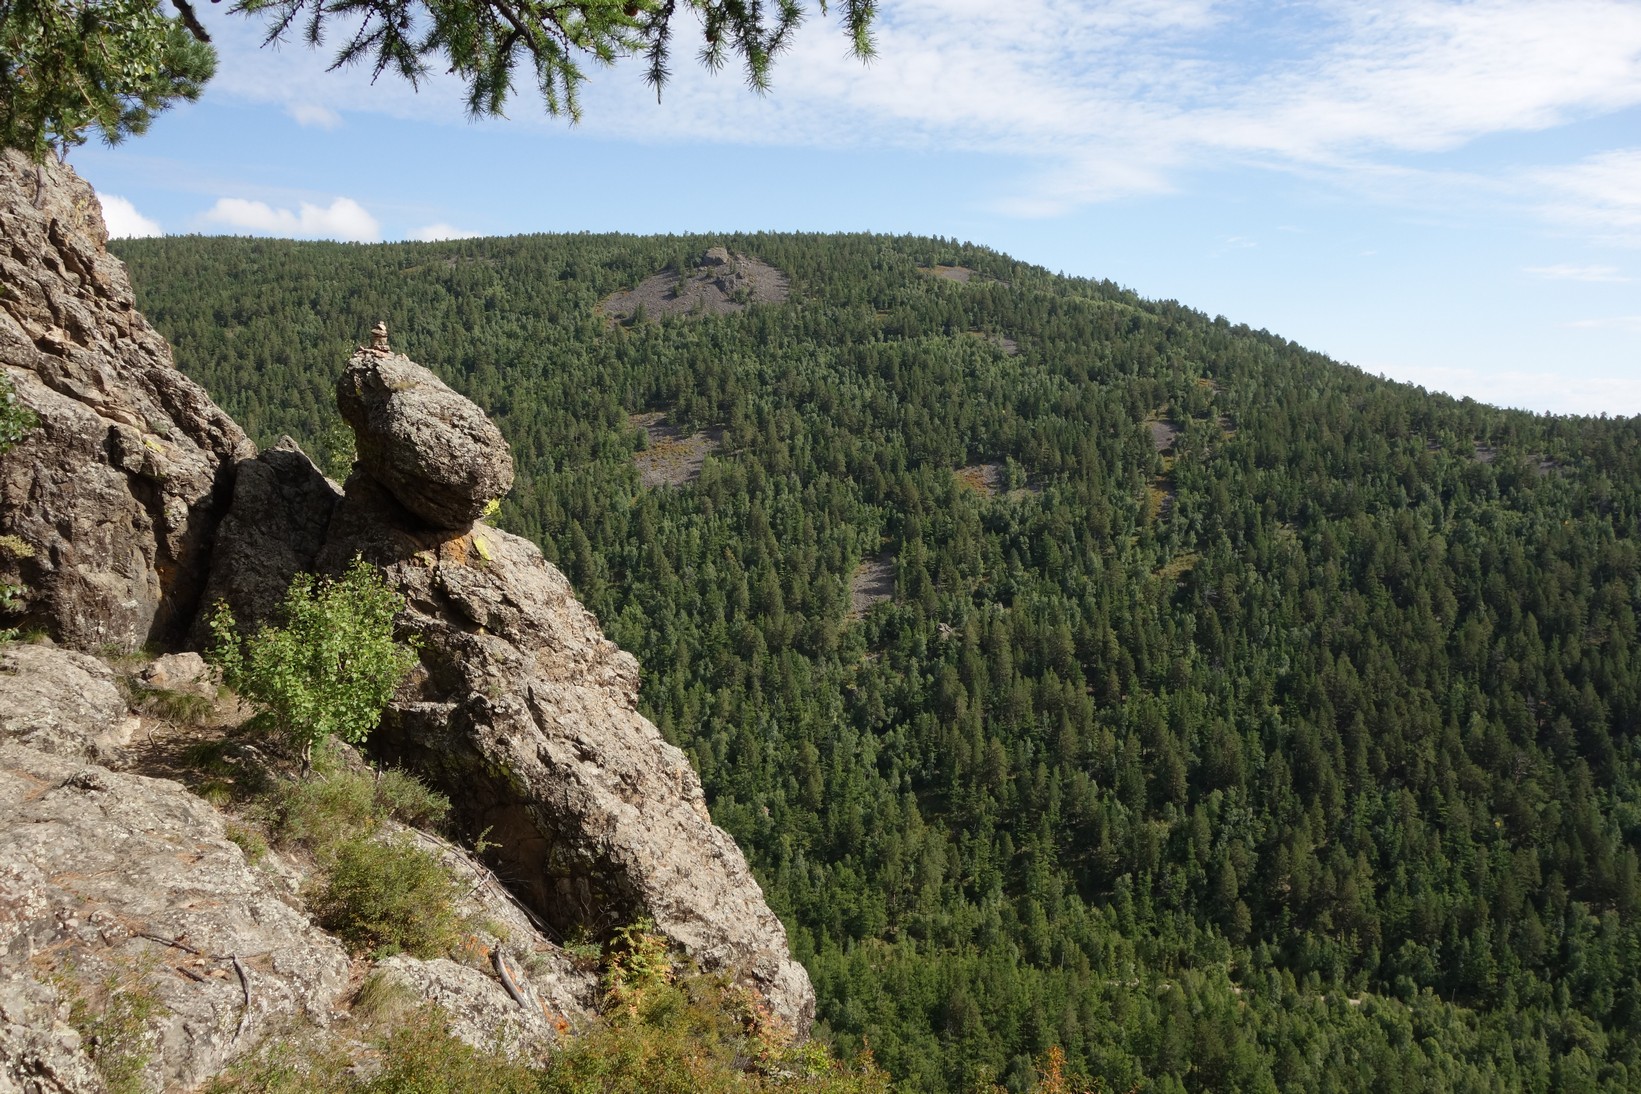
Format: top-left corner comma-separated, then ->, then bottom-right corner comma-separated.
336,348 -> 513,530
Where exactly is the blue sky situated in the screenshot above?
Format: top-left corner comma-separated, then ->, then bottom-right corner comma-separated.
76,0 -> 1641,416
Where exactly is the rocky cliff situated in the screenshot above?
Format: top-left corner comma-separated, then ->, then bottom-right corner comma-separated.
0,150 -> 253,652
0,155 -> 814,1088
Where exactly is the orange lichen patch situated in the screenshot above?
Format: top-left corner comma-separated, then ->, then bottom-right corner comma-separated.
955,463 -> 1003,496
630,412 -> 723,488
849,554 -> 895,618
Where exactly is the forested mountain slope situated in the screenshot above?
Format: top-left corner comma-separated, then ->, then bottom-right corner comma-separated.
114,233 -> 1641,1092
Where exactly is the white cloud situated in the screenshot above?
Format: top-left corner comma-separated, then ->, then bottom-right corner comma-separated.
1525,263 -> 1631,282
287,103 -> 343,129
202,196 -> 381,241
202,0 -> 1641,238
1531,148 -> 1641,245
1565,316 -> 1641,333
99,194 -> 162,238
411,223 -> 478,241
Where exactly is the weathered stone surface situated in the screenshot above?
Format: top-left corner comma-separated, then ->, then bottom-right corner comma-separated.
315,472 -> 816,1031
0,150 -> 254,652
0,742 -> 351,1092
336,352 -> 512,530
136,651 -> 214,698
0,644 -> 136,761
399,825 -> 599,1027
373,955 -> 560,1060
193,435 -> 341,640
0,977 -> 105,1094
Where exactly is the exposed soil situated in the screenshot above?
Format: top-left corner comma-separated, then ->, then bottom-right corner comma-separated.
849,554 -> 896,617
630,412 -> 723,488
964,331 -> 1020,356
1148,419 -> 1181,453
955,462 -> 1004,496
600,247 -> 788,324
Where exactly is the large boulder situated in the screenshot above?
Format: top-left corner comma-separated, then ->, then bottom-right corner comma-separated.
0,643 -> 138,762
0,150 -> 254,652
193,435 -> 342,641
336,351 -> 512,530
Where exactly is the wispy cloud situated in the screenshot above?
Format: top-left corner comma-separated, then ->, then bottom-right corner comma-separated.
202,196 -> 380,241
1530,148 -> 1641,245
203,0 -> 1641,236
287,103 -> 343,129
1525,263 -> 1631,282
99,194 -> 162,238
1565,316 -> 1641,333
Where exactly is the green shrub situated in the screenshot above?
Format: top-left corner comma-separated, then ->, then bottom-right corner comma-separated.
224,821 -> 268,863
358,1009 -> 537,1094
311,834 -> 462,958
208,557 -> 418,769
0,374 -> 34,454
263,769 -> 451,854
265,772 -> 379,854
373,768 -> 452,830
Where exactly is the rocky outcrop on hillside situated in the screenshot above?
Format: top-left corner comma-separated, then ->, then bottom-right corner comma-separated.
0,155 -> 816,1086
313,470 -> 815,1030
202,392 -> 816,1030
0,151 -> 254,652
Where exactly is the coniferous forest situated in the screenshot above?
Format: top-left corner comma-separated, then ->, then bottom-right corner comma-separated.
113,233 -> 1641,1092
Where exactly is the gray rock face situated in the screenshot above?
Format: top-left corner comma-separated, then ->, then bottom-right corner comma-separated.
308,470 -> 816,1032
0,151 -> 255,652
336,352 -> 512,530
0,742 -> 351,1091
0,976 -> 108,1094
373,955 -> 564,1060
194,435 -> 341,640
0,644 -> 137,761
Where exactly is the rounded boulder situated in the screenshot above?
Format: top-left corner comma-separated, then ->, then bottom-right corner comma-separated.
337,352 -> 513,529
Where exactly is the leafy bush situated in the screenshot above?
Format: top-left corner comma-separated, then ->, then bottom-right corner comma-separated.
0,374 -> 34,453
208,557 -> 418,768
310,833 -> 462,958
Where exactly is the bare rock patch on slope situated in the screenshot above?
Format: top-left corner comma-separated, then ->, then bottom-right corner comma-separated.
599,247 -> 788,324
630,412 -> 723,488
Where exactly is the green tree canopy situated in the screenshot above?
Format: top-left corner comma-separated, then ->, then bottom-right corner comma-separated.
0,0 -> 215,161
0,0 -> 875,159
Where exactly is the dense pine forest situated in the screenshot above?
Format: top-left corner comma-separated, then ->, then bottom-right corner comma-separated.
113,232 -> 1641,1092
